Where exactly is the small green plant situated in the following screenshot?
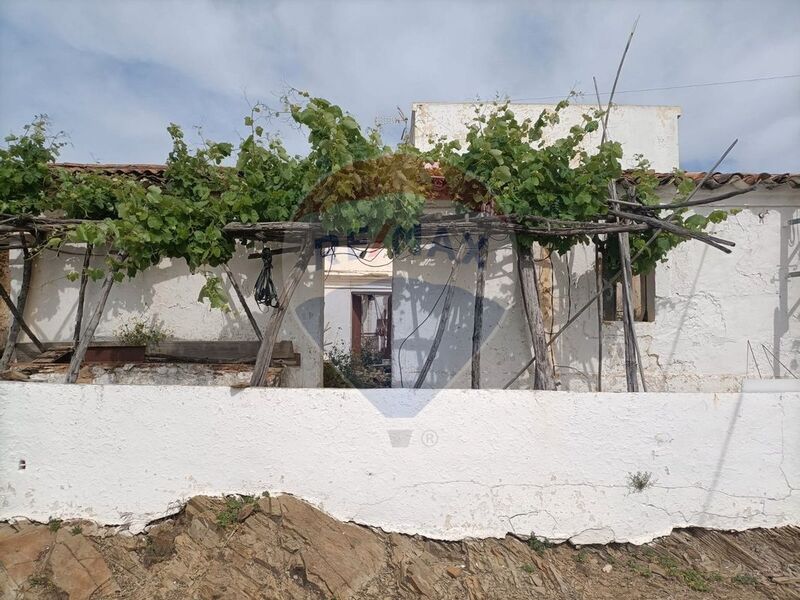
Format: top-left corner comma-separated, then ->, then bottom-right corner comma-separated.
527,536 -> 553,555
732,573 -> 757,586
70,525 -> 82,535
627,559 -> 652,578
627,471 -> 655,493
28,574 -> 49,587
216,495 -> 256,528
48,518 -> 62,532
113,316 -> 171,347
520,563 -> 536,573
657,553 -> 679,576
680,568 -> 709,592
574,549 -> 588,563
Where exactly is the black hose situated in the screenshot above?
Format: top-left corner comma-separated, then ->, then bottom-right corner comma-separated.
254,247 -> 279,308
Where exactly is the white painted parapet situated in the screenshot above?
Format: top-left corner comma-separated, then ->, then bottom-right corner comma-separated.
1,383 -> 798,544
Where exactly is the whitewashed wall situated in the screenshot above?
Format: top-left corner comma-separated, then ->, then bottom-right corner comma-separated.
1,383 -> 797,544
393,187 -> 800,391
8,247 -> 325,387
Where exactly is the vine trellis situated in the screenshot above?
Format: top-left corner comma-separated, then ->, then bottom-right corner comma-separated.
0,57 -> 750,388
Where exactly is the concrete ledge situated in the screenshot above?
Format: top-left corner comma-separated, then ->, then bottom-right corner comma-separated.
1,383 -> 798,544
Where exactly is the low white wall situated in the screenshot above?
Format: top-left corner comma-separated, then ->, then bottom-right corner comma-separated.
1,383 -> 797,544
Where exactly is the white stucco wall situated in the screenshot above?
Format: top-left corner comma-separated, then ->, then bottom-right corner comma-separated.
8,246 -> 325,387
1,383 -> 797,544
411,102 -> 681,171
393,187 -> 800,391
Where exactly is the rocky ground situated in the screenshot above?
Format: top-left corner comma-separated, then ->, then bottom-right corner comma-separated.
1,495 -> 798,599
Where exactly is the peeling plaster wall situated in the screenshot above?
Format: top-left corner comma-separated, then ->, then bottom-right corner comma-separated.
1,383 -> 798,544
553,194 -> 800,392
400,101 -> 798,390
393,190 -> 800,391
7,247 -> 324,387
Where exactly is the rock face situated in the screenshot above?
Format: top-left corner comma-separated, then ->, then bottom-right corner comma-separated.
1,495 -> 798,599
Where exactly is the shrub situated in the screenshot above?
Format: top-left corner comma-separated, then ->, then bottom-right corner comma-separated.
324,346 -> 390,388
114,316 -> 171,347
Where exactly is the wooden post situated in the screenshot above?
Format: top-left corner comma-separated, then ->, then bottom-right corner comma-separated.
617,232 -> 639,392
65,256 -> 125,383
414,236 -> 468,389
517,241 -> 556,390
595,244 -> 603,392
0,240 -> 37,368
471,234 -> 489,389
72,244 -> 93,347
250,235 -> 315,387
222,263 -> 262,342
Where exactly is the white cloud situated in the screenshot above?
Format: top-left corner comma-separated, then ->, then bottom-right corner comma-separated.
1,0 -> 798,170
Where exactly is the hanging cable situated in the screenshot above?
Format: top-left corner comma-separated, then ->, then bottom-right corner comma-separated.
254,247 -> 279,308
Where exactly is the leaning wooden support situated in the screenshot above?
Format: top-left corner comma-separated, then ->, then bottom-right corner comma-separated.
617,231 -> 640,392
517,242 -> 556,390
72,244 -> 93,347
470,234 -> 489,389
65,256 -> 125,383
250,235 -> 315,387
595,245 -> 603,392
0,239 -> 38,368
223,263 -> 262,342
414,236 -> 469,389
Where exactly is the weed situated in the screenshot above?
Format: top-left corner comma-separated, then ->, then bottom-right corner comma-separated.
527,536 -> 553,555
520,563 -> 536,574
680,569 -> 709,592
70,525 -> 82,535
48,519 -> 62,533
574,549 -> 588,563
216,495 -> 256,528
732,573 -> 757,586
29,574 -> 52,587
708,571 -> 723,582
627,559 -> 652,578
626,471 -> 655,493
114,316 -> 171,347
657,553 -> 679,575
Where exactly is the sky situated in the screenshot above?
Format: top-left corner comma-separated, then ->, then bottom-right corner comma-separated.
0,0 -> 798,172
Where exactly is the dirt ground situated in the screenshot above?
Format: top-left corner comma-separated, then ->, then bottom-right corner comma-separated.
1,495 -> 798,599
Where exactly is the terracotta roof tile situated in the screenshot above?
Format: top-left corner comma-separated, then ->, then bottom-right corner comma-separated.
53,163 -> 800,191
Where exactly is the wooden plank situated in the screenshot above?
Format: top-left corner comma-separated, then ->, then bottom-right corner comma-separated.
0,239 -> 35,369
65,264 -> 118,383
471,234 -> 489,389
517,242 -> 556,390
250,234 -> 315,386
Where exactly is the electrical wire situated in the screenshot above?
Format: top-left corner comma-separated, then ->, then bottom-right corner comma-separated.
511,74 -> 800,103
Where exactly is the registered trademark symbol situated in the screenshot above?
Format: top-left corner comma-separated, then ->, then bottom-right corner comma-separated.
421,430 -> 438,447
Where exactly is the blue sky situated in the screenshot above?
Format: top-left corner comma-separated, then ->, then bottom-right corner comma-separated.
1,0 -> 798,172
